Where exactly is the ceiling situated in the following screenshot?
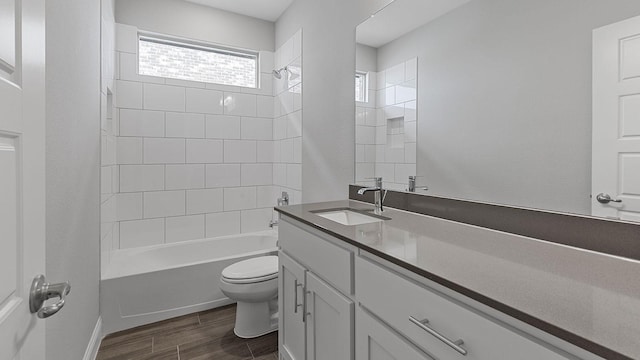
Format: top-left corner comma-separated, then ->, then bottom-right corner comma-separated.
357,0 -> 471,48
185,0 -> 293,22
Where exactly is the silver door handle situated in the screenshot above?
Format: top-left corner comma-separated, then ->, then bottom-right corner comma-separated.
29,274 -> 71,319
293,280 -> 303,313
596,193 -> 622,204
409,316 -> 467,356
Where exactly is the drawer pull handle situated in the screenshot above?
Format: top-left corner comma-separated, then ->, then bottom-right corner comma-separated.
294,280 -> 303,314
409,316 -> 468,356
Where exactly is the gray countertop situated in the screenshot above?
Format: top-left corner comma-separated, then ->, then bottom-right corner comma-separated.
275,200 -> 640,360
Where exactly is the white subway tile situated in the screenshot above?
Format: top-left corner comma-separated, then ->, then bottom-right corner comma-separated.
292,85 -> 302,112
279,90 -> 294,115
116,80 -> 143,109
273,116 -> 287,140
144,138 -> 185,164
241,117 -> 272,140
241,208 -> 274,233
205,115 -> 241,139
165,164 -> 205,190
286,164 -> 302,190
385,63 -> 405,86
375,163 -> 395,181
186,188 -> 223,214
144,190 -> 185,218
365,144 -> 376,163
355,126 -> 375,145
385,86 -> 396,106
273,164 -> 286,186
205,164 -> 241,188
280,139 -> 293,163
405,121 -> 417,143
404,101 -> 417,121
166,215 -> 205,243
116,192 -> 143,221
223,92 -> 257,117
293,30 -> 302,58
395,164 -> 416,184
224,187 -> 256,211
376,71 -> 386,91
205,211 -> 240,237
120,218 -> 164,249
144,84 -> 185,112
256,95 -> 274,118
186,88 -> 223,114
242,73 -> 273,96
186,139 -> 223,163
241,164 -> 273,186
117,137 -> 143,164
405,58 -> 417,81
224,140 -> 257,163
120,165 -> 164,192
119,109 -> 164,137
396,80 -> 416,103
286,111 -> 302,137
256,186 -> 276,208
293,137 -> 301,163
256,141 -> 274,163
405,142 -> 416,164
166,112 -> 205,138
355,163 -> 375,182
115,23 -> 138,53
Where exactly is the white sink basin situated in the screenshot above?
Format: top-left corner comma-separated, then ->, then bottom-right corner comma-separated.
313,209 -> 386,226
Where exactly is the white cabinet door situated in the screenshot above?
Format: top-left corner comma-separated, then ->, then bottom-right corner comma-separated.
356,307 -> 433,360
593,14 -> 640,221
279,252 -> 307,360
306,272 -> 354,360
0,0 -> 47,359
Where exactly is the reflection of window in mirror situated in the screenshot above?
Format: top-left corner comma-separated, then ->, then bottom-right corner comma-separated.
355,71 -> 368,102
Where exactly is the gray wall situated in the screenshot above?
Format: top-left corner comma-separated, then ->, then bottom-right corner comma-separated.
115,0 -> 275,51
356,43 -> 377,73
275,0 -> 383,203
45,0 -> 101,359
377,0 -> 640,215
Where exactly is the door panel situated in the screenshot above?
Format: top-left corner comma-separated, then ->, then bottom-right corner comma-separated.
593,15 -> 640,220
0,0 -> 46,358
279,252 -> 306,360
306,272 -> 354,360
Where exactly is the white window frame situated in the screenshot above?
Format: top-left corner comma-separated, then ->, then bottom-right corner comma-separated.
137,31 -> 260,88
355,71 -> 369,103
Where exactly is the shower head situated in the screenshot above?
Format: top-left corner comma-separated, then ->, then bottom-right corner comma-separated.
272,66 -> 289,79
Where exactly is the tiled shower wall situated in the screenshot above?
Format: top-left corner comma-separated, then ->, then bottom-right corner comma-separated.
273,30 -> 303,205
355,58 -> 417,191
108,24 -> 302,250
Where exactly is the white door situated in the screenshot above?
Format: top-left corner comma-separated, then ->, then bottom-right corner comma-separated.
305,272 -> 354,360
0,0 -> 47,359
593,15 -> 640,222
278,252 -> 307,360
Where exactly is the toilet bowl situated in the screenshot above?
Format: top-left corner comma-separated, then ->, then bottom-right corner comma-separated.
219,255 -> 279,338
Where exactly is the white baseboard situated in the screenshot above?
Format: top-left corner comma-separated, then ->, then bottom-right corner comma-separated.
82,316 -> 102,360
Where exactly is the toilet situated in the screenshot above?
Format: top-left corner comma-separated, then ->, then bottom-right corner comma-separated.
219,255 -> 279,338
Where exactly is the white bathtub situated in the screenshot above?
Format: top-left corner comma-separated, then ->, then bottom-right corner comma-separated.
100,230 -> 278,335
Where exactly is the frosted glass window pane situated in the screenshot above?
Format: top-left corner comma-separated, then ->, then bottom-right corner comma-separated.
139,38 -> 257,88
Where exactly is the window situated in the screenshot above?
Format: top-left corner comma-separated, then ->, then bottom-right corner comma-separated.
355,71 -> 368,102
138,34 -> 258,88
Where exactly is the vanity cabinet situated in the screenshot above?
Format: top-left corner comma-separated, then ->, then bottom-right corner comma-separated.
278,220 -> 355,360
278,215 -> 584,360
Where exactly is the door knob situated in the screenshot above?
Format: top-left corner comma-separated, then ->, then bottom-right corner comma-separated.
29,274 -> 71,319
596,193 -> 622,204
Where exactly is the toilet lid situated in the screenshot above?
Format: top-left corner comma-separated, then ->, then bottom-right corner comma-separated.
222,255 -> 278,281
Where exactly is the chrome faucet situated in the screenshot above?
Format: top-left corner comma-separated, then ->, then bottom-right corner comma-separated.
407,176 -> 428,192
357,177 -> 387,214
270,192 -> 290,228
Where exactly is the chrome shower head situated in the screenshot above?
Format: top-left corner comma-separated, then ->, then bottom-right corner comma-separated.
272,66 -> 288,79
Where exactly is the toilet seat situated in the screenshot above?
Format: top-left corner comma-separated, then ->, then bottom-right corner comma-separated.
222,256 -> 278,284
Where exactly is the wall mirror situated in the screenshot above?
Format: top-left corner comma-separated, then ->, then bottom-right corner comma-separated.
355,0 -> 640,222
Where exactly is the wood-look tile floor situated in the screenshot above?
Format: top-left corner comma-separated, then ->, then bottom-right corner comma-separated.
96,304 -> 278,360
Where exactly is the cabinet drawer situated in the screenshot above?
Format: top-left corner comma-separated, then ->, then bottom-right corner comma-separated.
356,307 -> 433,360
280,219 -> 353,295
356,256 -> 570,360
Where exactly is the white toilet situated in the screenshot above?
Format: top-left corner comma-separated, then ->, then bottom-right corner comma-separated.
219,255 -> 279,338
